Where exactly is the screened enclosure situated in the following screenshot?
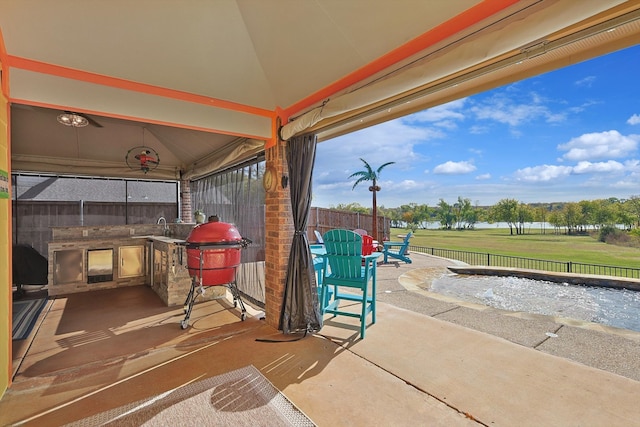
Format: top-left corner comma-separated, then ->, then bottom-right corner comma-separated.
12,173 -> 178,257
190,157 -> 266,307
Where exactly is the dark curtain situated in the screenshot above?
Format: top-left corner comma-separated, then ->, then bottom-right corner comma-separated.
280,133 -> 323,333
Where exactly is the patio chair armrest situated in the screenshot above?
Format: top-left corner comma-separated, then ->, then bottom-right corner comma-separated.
383,242 -> 405,248
362,253 -> 382,267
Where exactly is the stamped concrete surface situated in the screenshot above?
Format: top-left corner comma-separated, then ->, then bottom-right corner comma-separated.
3,251 -> 640,426
2,289 -> 473,427
320,302 -> 640,426
535,325 -> 640,381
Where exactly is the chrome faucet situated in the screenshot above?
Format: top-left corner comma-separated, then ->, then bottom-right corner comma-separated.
157,217 -> 169,236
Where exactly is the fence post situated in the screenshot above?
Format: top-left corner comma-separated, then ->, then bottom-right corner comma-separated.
487,253 -> 490,266
567,261 -> 572,273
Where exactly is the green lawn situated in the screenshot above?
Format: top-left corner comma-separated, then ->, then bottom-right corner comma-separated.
391,228 -> 640,268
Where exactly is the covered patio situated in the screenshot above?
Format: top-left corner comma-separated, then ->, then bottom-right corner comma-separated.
2,0 -> 640,414
2,253 -> 640,425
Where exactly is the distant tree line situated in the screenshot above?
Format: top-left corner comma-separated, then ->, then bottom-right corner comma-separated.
329,195 -> 640,236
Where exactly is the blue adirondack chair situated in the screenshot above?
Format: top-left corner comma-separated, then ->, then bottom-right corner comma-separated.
383,232 -> 413,264
321,229 -> 381,339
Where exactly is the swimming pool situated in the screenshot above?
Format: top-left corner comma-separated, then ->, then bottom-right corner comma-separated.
430,274 -> 640,332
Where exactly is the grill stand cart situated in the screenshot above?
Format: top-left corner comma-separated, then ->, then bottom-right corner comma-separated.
181,238 -> 251,330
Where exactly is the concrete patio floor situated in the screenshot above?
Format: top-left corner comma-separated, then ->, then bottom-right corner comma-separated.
3,253 -> 640,426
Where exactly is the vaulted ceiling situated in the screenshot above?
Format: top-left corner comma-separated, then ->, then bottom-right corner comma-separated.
1,0 -> 639,179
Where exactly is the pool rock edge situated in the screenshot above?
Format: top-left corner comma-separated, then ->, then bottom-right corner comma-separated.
447,266 -> 640,292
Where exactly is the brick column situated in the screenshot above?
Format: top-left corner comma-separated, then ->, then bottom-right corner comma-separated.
264,138 -> 293,330
180,178 -> 192,223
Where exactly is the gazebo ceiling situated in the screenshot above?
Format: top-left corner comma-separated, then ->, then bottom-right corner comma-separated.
1,0 -> 639,179
1,1 -> 482,111
9,104 -> 263,180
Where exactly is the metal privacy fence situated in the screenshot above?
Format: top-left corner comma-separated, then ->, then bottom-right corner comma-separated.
411,245 -> 640,279
13,200 -> 178,257
12,174 -> 179,257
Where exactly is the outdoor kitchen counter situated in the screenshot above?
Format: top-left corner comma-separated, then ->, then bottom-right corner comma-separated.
145,235 -> 225,307
48,236 -> 150,297
47,224 -> 225,306
135,235 -> 186,244
51,224 -> 174,241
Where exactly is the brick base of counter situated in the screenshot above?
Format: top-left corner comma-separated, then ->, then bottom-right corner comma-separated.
150,239 -> 225,306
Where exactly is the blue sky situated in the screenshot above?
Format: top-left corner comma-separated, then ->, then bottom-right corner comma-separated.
312,44 -> 640,208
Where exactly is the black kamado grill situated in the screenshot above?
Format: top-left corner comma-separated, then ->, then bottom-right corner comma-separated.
181,219 -> 251,329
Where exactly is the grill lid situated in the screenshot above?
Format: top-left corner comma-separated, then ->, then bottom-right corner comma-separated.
186,220 -> 243,245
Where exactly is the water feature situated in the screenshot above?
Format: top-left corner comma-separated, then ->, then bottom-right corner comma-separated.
431,274 -> 640,332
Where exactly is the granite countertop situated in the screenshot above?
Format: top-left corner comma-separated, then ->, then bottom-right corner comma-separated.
50,236 -> 152,244
50,235 -> 186,244
133,235 -> 186,244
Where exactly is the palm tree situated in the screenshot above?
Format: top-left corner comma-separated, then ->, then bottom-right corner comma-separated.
349,158 -> 395,241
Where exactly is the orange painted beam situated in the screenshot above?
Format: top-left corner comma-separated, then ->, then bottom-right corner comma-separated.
266,108 -> 288,150
7,55 -> 273,119
3,0 -> 518,147
266,114 -> 278,150
12,98 -> 268,141
2,90 -> 12,392
0,29 -> 9,98
282,0 -> 520,119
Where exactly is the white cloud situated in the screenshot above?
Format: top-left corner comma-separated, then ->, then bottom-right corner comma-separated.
469,125 -> 489,134
572,160 -> 625,174
545,112 -> 567,123
472,102 -> 546,127
433,161 -> 476,175
575,76 -> 596,87
315,181 -> 352,191
611,180 -> 639,189
470,91 -> 564,127
568,100 -> 599,114
624,159 -> 640,172
558,130 -> 640,161
391,180 -> 420,190
434,120 -> 458,130
514,159 -> 631,184
627,114 -> 640,125
514,165 -> 573,183
405,98 -> 466,123
515,157 -> 632,183
475,173 -> 491,180
316,117 -> 438,185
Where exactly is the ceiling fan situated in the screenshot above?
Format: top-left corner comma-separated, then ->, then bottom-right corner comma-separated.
57,111 -> 103,128
126,146 -> 160,174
